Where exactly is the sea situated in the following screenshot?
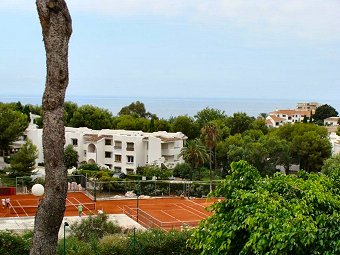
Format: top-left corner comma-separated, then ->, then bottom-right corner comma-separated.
1,95 -> 339,119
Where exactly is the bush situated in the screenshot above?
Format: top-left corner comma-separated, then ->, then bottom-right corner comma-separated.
138,165 -> 172,180
69,214 -> 122,242
134,228 -> 194,255
173,163 -> 191,179
0,231 -> 32,255
56,236 -> 92,255
78,163 -> 102,171
99,234 -> 129,255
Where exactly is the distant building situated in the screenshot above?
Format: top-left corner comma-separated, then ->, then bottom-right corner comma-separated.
25,124 -> 187,174
296,102 -> 320,113
324,117 -> 340,126
266,109 -> 311,128
329,132 -> 340,155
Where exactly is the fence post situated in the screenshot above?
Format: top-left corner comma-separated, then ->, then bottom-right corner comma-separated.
94,181 -> 97,202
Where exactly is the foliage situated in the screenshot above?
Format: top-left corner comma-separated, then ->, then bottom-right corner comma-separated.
118,101 -> 153,119
0,230 -> 32,255
179,139 -> 209,180
69,214 -> 122,242
173,162 -> 192,179
189,160 -> 340,255
56,236 -> 92,255
69,105 -> 114,130
98,234 -> 128,255
226,112 -> 255,135
195,107 -> 226,128
9,140 -> 38,177
138,165 -> 172,179
132,228 -> 194,255
170,115 -> 200,140
64,144 -> 78,169
322,153 -> 340,176
78,163 -> 102,171
313,104 -> 338,124
0,103 -> 29,151
64,101 -> 78,126
337,126 -> 340,136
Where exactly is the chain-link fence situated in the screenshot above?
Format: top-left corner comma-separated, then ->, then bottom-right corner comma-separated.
83,179 -> 222,200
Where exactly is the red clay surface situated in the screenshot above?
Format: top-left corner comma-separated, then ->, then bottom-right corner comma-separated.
0,192 -> 216,229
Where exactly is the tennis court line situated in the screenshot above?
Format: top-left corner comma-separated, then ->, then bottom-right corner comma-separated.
16,200 -> 29,217
159,210 -> 181,223
9,203 -> 20,218
72,197 -> 95,215
175,203 -> 209,219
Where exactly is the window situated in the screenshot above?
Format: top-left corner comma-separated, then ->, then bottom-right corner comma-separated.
105,151 -> 112,158
105,139 -> 112,145
126,142 -> 134,151
126,168 -> 134,174
114,141 -> 122,149
72,138 -> 78,146
84,150 -> 87,156
114,167 -> 122,173
115,154 -> 122,162
105,164 -> 112,169
127,155 -> 134,163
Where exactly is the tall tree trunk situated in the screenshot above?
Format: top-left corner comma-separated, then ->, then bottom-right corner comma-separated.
31,1 -> 72,254
209,149 -> 212,193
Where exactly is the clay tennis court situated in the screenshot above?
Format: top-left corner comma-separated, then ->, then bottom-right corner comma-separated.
0,192 -> 216,229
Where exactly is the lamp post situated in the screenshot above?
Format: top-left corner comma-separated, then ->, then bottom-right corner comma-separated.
64,222 -> 69,255
31,184 -> 44,206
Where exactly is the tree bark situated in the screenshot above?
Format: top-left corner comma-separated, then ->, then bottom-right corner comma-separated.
31,1 -> 72,254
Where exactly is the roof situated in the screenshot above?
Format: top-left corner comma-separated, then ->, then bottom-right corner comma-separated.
324,117 -> 340,121
267,115 -> 286,122
270,109 -> 311,117
83,134 -> 112,142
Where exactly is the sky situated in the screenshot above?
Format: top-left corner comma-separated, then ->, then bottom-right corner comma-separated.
0,0 -> 340,101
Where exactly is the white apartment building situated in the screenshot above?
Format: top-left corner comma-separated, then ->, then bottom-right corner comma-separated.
324,117 -> 340,126
25,123 -> 187,174
266,109 -> 311,128
296,102 -> 320,113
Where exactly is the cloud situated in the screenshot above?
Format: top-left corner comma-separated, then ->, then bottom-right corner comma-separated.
2,0 -> 340,43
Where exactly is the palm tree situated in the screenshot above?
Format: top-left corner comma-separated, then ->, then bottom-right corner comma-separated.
201,122 -> 219,192
179,139 -> 209,180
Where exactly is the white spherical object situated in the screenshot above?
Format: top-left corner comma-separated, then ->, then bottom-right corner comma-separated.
32,184 -> 45,197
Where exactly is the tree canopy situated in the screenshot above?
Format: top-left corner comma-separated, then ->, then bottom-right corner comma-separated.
313,104 -> 338,124
189,160 -> 340,254
69,105 -> 114,130
0,103 -> 29,152
9,140 -> 38,177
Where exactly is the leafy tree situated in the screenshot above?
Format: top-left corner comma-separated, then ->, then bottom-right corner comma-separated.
64,144 -> 78,169
179,139 -> 209,180
201,122 -> 219,191
69,105 -> 114,130
170,115 -> 200,140
118,101 -> 153,119
313,104 -> 338,124
9,140 -> 38,177
226,112 -> 255,135
172,162 -> 192,179
0,103 -> 29,154
321,153 -> 340,175
195,107 -> 226,128
31,1 -> 73,254
64,101 -> 78,126
139,164 -> 172,179
153,118 -> 171,132
189,160 -> 340,254
336,126 -> 340,136
291,130 -> 331,172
